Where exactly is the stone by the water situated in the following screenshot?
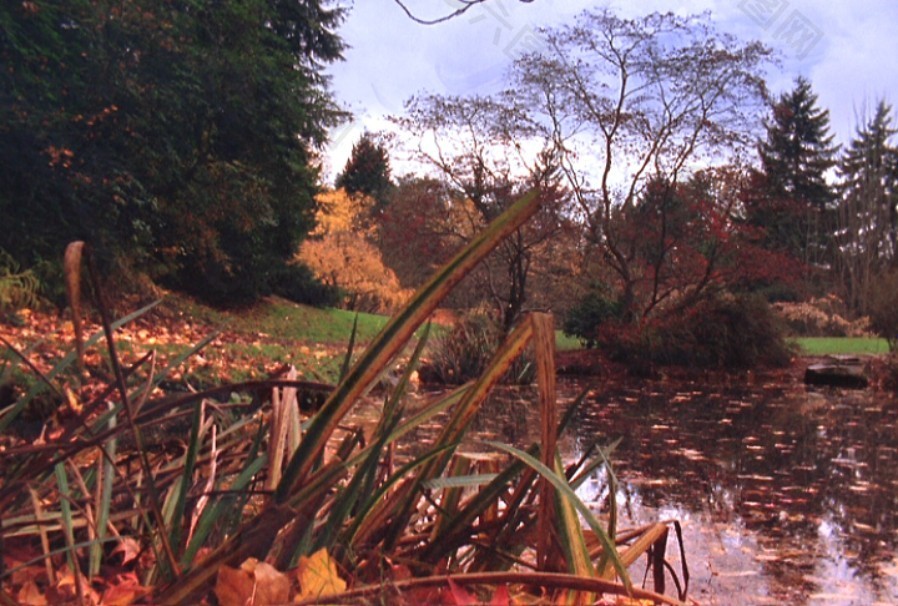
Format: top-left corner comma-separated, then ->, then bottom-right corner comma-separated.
804,356 -> 868,388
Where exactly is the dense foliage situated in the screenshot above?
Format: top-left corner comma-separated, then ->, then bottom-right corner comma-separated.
0,0 -> 345,305
835,101 -> 898,315
748,77 -> 838,272
595,294 -> 795,370
335,132 -> 395,214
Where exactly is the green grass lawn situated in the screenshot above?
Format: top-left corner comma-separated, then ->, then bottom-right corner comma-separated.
793,337 -> 890,356
184,295 -> 582,351
177,295 -> 898,356
173,295 -> 390,344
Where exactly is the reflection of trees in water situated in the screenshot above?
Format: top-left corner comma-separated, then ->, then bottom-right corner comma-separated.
564,377 -> 898,600
385,378 -> 898,600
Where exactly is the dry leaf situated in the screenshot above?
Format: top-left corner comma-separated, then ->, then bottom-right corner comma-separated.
112,537 -> 141,565
215,559 -> 291,606
215,564 -> 255,606
295,549 -> 347,601
101,574 -> 147,606
17,580 -> 48,606
489,585 -> 511,606
245,560 -> 291,605
447,578 -> 477,605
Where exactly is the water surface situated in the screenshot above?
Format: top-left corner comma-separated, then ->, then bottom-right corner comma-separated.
389,371 -> 898,605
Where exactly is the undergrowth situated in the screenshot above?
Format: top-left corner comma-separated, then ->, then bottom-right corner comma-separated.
0,194 -> 689,605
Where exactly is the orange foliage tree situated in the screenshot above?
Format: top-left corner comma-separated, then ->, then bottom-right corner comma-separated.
298,189 -> 411,312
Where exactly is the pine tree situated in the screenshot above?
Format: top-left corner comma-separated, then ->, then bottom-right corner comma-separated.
836,100 -> 898,313
753,77 -> 839,267
335,133 -> 394,214
0,0 -> 346,305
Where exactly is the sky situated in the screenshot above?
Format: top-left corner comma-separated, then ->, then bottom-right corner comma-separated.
321,0 -> 898,182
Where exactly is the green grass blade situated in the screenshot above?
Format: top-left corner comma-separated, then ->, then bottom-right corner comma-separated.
168,401 -> 204,554
0,300 -> 161,432
179,454 -> 268,567
53,463 -> 79,581
275,190 -> 541,501
339,314 -> 359,382
551,453 -> 595,578
89,404 -> 117,577
486,441 -> 631,589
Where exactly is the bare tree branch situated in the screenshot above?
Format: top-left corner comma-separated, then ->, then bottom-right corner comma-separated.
392,0 -> 534,25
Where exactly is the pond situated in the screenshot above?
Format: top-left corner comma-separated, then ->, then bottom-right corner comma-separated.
383,370 -> 898,605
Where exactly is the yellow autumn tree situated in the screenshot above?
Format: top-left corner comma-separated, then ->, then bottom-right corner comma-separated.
298,188 -> 411,312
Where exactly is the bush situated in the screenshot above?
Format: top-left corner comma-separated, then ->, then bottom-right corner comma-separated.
271,263 -> 340,308
598,293 -> 795,369
869,271 -> 898,351
0,250 -> 41,313
773,294 -> 871,337
424,311 -> 533,384
562,286 -> 623,348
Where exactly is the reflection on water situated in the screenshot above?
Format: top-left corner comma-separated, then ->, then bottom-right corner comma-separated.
379,374 -> 898,604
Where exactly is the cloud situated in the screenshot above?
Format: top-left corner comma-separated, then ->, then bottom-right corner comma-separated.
323,0 -> 898,180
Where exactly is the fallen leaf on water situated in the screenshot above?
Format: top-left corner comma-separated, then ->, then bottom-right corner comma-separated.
295,548 -> 347,601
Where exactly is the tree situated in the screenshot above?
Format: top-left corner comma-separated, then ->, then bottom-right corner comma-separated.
335,132 -> 394,215
510,9 -> 773,322
750,77 -> 838,270
378,176 -> 456,288
298,189 -> 410,312
0,0 -> 346,305
396,94 -> 568,330
835,100 -> 898,314
392,0 -> 535,25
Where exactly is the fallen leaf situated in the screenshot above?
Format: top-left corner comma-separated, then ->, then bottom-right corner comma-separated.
489,584 -> 511,606
215,565 -> 255,606
447,578 -> 476,605
112,537 -> 141,565
295,549 -> 347,601
101,573 -> 148,606
245,560 -> 291,605
216,559 -> 291,606
17,580 -> 48,606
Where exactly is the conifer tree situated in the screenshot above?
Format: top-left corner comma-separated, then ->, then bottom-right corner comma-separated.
836,100 -> 898,313
752,77 -> 839,268
335,133 -> 394,215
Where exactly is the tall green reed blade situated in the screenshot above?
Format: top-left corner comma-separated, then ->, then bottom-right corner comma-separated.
70,242 -> 178,577
316,322 -> 433,554
339,314 -> 359,382
351,317 -> 535,553
53,462 -> 84,603
486,442 -> 631,591
551,453 -> 595,580
0,301 -> 160,435
89,402 -> 117,577
275,190 -> 541,502
167,400 -> 204,555
156,190 -> 541,602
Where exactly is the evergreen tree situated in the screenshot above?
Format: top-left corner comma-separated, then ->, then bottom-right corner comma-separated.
835,100 -> 898,313
751,77 -> 838,268
0,0 -> 346,305
335,133 -> 394,214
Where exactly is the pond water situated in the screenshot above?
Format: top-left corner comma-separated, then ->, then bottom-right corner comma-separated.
386,370 -> 898,605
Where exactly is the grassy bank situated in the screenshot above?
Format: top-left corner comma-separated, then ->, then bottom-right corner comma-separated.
794,337 -> 890,356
